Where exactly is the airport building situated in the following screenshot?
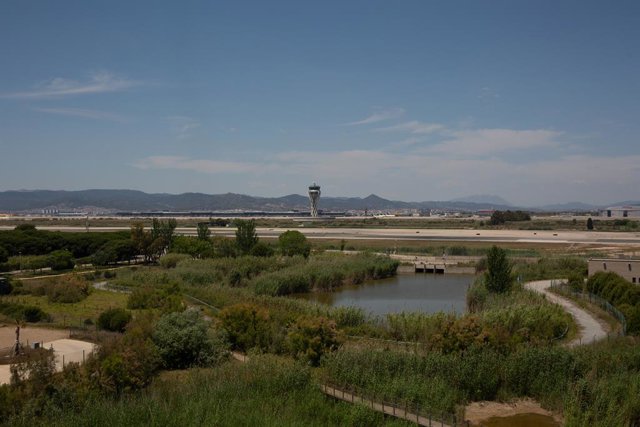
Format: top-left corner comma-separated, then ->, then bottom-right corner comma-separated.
600,206 -> 640,218
588,258 -> 640,284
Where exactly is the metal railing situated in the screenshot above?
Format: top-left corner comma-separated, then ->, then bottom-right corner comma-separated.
320,381 -> 466,426
550,280 -> 627,335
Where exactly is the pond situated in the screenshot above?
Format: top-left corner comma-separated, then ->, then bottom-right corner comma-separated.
294,273 -> 474,316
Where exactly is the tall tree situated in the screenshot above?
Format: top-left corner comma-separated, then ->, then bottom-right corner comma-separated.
587,217 -> 594,231
484,245 -> 512,293
197,222 -> 211,241
234,219 -> 258,255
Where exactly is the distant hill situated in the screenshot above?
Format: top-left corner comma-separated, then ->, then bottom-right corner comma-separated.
449,195 -> 511,206
0,189 -> 514,213
538,202 -> 600,212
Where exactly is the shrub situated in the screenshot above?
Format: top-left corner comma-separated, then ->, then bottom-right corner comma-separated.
97,308 -> 132,332
0,277 -> 13,295
249,242 -> 274,257
152,309 -> 224,369
287,317 -> 342,366
46,275 -> 91,303
279,230 -> 311,258
219,303 -> 272,352
159,253 -> 191,269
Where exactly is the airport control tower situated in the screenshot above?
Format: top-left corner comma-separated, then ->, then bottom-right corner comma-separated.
308,183 -> 321,217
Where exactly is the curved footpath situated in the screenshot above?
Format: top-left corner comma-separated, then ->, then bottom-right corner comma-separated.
525,280 -> 607,346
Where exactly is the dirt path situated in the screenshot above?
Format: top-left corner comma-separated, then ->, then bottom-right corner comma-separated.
525,279 -> 607,346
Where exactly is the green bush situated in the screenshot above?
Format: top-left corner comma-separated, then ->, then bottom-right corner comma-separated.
0,301 -> 49,322
279,230 -> 311,258
152,309 -> 224,369
158,253 -> 191,269
46,275 -> 91,303
287,317 -> 342,366
97,308 -> 132,332
219,303 -> 273,352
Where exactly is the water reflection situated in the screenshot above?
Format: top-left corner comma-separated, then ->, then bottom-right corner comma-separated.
294,273 -> 474,316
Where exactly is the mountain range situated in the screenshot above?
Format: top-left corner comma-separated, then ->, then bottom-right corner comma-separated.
0,189 -> 633,213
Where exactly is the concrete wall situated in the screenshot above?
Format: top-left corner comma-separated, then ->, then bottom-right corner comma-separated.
588,259 -> 640,284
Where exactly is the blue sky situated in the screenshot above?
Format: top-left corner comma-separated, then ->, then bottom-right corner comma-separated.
1,1 -> 639,206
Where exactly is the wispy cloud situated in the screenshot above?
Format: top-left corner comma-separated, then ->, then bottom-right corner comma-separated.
33,107 -> 129,122
166,116 -> 201,139
478,86 -> 499,100
428,128 -> 562,156
346,107 -> 405,125
375,120 -> 444,135
133,155 -> 272,174
1,71 -> 138,99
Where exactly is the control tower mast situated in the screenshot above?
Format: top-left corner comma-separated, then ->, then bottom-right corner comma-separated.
308,183 -> 321,217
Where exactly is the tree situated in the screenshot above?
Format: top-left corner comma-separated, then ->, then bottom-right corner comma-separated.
197,222 -> 211,241
152,310 -> 223,369
278,230 -> 311,258
484,245 -> 512,293
234,219 -> 258,255
587,217 -> 594,231
47,249 -> 75,271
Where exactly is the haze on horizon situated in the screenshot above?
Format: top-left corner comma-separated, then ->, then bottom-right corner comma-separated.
1,1 -> 638,207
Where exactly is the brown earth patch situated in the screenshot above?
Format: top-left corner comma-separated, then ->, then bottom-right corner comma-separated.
465,399 -> 563,426
0,325 -> 69,350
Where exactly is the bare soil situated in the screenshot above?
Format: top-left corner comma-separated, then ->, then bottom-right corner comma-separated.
0,325 -> 69,349
465,399 -> 563,426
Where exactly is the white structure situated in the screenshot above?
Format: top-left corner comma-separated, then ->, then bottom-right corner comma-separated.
601,206 -> 640,218
308,183 -> 321,217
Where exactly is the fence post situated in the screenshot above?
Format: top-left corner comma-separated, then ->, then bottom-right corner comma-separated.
83,349 -> 85,363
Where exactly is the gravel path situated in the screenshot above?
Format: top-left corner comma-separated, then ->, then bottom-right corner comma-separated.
525,280 -> 607,346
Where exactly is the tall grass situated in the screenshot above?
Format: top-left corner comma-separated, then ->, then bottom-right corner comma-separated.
6,355 -> 405,427
323,337 -> 640,423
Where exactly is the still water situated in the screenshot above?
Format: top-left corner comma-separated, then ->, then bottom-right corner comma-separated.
295,273 -> 474,316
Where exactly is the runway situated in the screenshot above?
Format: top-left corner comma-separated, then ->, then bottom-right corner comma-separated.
2,225 -> 640,246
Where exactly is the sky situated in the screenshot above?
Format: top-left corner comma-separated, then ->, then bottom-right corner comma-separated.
0,1 -> 639,206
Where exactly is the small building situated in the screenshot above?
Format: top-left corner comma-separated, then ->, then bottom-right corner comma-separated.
588,258 -> 640,284
600,206 -> 640,218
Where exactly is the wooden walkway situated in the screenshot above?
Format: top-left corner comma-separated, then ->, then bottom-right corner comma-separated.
321,384 -> 454,427
231,352 -> 457,426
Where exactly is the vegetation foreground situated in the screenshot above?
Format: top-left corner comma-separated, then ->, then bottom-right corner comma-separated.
1,222 -> 639,426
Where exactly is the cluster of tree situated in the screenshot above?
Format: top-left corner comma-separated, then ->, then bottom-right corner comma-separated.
0,224 -> 130,258
169,220 -> 311,261
130,219 -> 177,264
0,300 -> 49,322
586,271 -> 640,334
489,210 -> 531,225
0,309 -> 225,420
